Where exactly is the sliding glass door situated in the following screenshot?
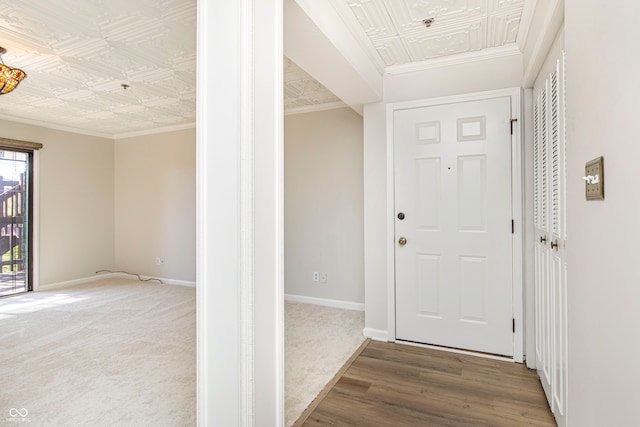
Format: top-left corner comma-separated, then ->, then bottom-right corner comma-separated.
0,149 -> 32,297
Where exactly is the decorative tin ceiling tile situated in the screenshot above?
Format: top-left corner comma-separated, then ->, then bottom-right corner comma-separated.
343,0 -> 524,66
0,0 -> 196,137
487,9 -> 522,47
0,0 -> 527,134
283,57 -> 345,113
402,19 -> 486,61
370,36 -> 412,66
385,0 -> 485,34
345,0 -> 398,39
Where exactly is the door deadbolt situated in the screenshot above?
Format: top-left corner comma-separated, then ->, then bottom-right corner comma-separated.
397,212 -> 405,220
398,237 -> 407,246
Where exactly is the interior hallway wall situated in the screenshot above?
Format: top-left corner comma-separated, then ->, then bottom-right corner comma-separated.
0,119 -> 115,286
565,1 -> 640,424
114,128 -> 196,283
284,107 -> 364,305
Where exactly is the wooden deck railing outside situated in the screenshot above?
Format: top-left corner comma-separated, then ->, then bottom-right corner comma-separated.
0,175 -> 26,274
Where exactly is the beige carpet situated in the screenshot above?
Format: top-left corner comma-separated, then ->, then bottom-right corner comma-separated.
285,301 -> 365,426
0,278 -> 196,426
1,279 -> 364,426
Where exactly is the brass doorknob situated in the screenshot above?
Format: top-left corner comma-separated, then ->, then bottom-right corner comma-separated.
398,237 -> 407,246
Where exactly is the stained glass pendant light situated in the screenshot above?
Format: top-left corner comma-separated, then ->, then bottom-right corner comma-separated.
0,47 -> 27,95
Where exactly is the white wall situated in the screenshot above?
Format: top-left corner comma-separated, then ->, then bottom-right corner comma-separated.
565,1 -> 640,424
363,55 -> 524,336
0,120 -> 115,285
0,120 -> 196,286
114,129 -> 196,283
284,107 -> 364,305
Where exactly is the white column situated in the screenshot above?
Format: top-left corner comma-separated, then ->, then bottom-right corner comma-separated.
196,0 -> 283,425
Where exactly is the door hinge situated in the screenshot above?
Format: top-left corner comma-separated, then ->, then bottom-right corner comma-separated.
511,220 -> 515,234
513,318 -> 515,333
510,118 -> 518,135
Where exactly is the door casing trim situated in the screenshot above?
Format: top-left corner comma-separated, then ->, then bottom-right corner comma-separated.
385,87 -> 524,363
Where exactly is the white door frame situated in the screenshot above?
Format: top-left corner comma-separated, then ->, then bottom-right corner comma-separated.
385,87 -> 524,363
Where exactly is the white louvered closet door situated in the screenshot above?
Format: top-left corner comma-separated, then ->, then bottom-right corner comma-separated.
534,53 -> 568,427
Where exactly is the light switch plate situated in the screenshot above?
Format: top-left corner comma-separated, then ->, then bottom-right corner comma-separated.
585,156 -> 604,200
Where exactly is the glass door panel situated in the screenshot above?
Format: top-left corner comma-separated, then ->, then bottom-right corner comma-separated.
0,149 -> 31,297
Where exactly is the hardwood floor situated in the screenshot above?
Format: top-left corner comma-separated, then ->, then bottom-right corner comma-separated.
295,340 -> 555,427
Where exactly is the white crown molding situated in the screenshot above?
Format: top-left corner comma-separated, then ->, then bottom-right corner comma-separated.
113,122 -> 196,140
522,0 -> 564,87
516,0 -> 538,51
384,44 -> 522,75
0,113 -> 196,140
0,114 -> 114,139
284,101 -> 348,116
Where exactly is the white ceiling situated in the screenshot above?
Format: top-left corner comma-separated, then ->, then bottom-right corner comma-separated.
0,0 -> 529,137
341,0 -> 525,69
284,57 -> 346,115
0,0 -> 196,138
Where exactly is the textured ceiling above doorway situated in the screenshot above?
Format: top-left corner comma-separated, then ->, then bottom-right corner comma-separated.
338,0 -> 526,72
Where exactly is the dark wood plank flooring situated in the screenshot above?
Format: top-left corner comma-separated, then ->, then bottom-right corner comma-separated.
297,340 -> 556,427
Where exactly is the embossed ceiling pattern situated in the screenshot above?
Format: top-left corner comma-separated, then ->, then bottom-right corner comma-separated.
284,57 -> 345,114
0,0 -> 196,137
343,0 -> 524,66
0,1 -> 526,136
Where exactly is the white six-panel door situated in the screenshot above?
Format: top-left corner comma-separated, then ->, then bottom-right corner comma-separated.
394,97 -> 514,357
534,52 -> 568,427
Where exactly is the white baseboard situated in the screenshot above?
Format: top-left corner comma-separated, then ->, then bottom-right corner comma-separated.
109,272 -> 196,287
158,278 -> 196,287
38,273 -> 118,291
284,293 -> 364,311
38,272 -> 196,291
363,328 -> 389,342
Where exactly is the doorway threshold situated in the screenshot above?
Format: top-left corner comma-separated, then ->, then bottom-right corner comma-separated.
394,339 -> 515,363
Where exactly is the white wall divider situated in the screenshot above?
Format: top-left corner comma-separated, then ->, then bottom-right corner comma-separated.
196,0 -> 284,426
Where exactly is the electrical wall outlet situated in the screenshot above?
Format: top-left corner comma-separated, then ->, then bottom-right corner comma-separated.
155,257 -> 165,266
320,273 -> 327,283
313,272 -> 319,282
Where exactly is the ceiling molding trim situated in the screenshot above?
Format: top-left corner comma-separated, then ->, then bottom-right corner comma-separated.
326,0 -> 386,74
0,114 -> 197,140
522,0 -> 565,87
284,101 -> 349,116
0,114 -> 114,139
516,0 -> 539,51
384,45 -> 522,76
113,123 -> 196,140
